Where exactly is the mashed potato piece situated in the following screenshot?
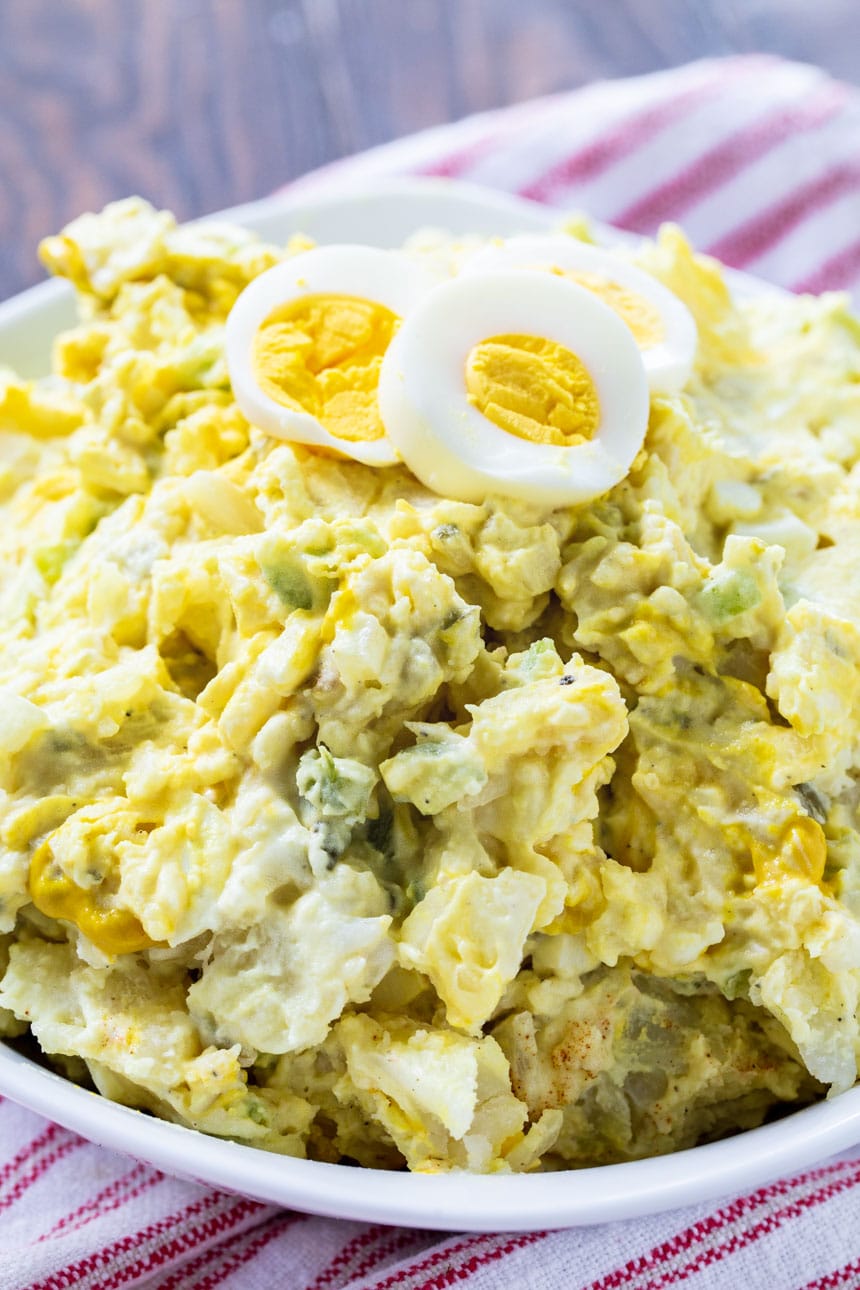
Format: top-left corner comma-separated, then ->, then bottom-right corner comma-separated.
2,199 -> 860,1172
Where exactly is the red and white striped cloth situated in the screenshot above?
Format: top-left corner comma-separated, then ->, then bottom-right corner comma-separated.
292,54 -> 860,298
4,53 -> 860,1290
5,1096 -> 860,1289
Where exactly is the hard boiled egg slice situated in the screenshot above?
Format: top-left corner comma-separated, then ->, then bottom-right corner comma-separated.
225,245 -> 442,466
378,270 -> 649,508
464,235 -> 697,394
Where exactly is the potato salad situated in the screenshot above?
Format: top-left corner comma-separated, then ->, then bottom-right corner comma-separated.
1,198 -> 860,1173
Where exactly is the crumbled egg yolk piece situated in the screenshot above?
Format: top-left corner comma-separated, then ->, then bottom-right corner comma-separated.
252,293 -> 399,444
29,842 -> 157,957
554,269 -> 665,349
465,333 -> 601,447
751,816 -> 828,888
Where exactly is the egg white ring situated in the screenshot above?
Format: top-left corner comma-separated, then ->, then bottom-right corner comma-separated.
378,270 -> 650,508
463,234 -> 698,395
225,245 -> 444,466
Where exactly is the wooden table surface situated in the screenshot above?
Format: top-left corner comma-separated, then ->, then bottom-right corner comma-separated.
1,0 -> 857,300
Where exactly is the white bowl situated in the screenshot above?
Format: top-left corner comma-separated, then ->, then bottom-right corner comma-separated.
1,178 -> 853,1232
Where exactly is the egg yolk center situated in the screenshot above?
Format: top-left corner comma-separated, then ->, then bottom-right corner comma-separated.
555,269 -> 664,349
466,333 -> 601,448
253,293 -> 399,443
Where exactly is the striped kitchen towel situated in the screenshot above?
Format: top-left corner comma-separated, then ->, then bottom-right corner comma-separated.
4,1096 -> 860,1289
3,52 -> 860,1290
291,53 -> 860,297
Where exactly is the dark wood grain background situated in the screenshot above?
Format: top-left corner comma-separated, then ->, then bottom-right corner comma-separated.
1,0 -> 857,300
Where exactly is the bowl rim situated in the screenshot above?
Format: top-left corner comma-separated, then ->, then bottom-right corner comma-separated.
0,177 -> 845,1233
3,1035 -> 860,1232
